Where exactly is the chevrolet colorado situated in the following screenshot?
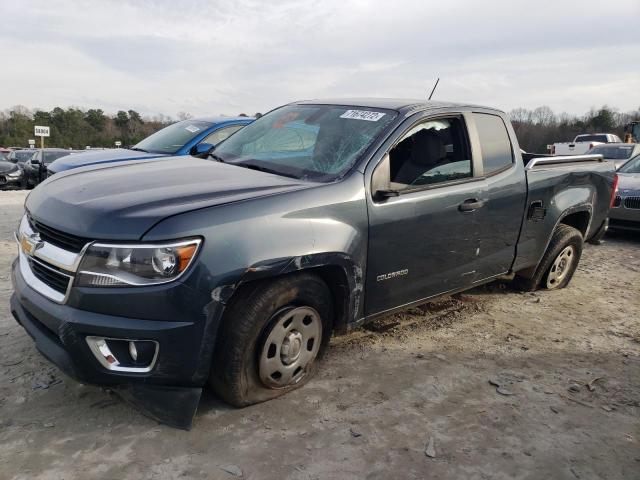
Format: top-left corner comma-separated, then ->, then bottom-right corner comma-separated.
11,99 -> 617,428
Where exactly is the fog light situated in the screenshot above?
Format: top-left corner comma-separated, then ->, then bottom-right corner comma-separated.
86,336 -> 159,373
96,338 -> 118,365
129,341 -> 138,362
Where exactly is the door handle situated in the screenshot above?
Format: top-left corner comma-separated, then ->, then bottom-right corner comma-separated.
459,198 -> 486,212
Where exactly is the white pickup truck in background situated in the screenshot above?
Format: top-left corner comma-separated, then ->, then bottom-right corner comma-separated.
549,133 -> 622,156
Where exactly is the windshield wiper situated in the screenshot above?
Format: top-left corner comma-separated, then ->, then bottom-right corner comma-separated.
129,147 -> 148,152
236,162 -> 299,179
208,152 -> 225,163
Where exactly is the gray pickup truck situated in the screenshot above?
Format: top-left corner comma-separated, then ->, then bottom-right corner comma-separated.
11,99 -> 616,428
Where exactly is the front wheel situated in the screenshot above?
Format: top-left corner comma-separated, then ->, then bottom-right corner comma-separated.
210,273 -> 333,407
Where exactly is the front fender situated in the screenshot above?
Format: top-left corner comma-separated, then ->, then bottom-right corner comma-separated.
235,251 -> 364,327
144,174 -> 368,383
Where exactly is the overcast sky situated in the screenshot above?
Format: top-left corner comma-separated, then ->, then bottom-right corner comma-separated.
1,0 -> 638,118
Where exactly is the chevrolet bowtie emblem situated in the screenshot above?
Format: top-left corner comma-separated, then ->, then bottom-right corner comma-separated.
20,232 -> 44,256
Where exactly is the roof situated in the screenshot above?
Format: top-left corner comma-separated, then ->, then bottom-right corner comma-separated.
576,133 -> 619,136
591,143 -> 638,147
293,97 -> 498,113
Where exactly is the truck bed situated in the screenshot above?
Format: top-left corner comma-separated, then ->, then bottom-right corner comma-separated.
513,154 -> 615,274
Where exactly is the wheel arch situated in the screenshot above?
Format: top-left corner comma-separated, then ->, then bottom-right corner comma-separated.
516,204 -> 591,280
558,208 -> 591,238
218,253 -> 364,335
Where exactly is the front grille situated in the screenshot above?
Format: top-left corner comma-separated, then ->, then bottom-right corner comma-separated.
613,195 -> 621,207
624,196 -> 640,209
28,215 -> 89,252
28,258 -> 71,295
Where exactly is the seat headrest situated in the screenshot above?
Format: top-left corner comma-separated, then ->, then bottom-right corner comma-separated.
410,129 -> 445,166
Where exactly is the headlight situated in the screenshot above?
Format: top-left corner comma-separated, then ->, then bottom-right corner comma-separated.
7,170 -> 21,178
76,238 -> 202,287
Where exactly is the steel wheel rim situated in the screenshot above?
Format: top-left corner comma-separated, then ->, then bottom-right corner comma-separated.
259,306 -> 322,389
546,245 -> 575,289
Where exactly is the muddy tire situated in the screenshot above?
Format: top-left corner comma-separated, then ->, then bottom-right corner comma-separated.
514,224 -> 583,292
209,273 -> 333,407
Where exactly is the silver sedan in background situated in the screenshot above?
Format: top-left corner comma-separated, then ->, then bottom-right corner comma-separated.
609,154 -> 640,232
587,143 -> 640,170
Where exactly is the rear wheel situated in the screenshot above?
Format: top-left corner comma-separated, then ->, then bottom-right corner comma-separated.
210,273 -> 333,407
514,224 -> 583,291
545,244 -> 577,289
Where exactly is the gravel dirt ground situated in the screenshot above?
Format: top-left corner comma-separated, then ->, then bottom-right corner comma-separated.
0,190 -> 638,480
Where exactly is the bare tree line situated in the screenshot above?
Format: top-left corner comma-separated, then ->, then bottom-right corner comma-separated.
509,105 -> 640,153
0,106 -> 263,149
2,104 -> 638,153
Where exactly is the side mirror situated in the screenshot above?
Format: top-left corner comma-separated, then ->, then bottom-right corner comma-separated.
371,154 -> 400,200
190,143 -> 215,158
31,159 -> 41,165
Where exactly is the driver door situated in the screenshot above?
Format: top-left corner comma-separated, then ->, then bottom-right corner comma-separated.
364,114 -> 487,315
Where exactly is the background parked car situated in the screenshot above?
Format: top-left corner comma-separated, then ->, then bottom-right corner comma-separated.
550,133 -> 622,156
0,149 -> 38,189
609,154 -> 640,231
586,143 -> 640,170
0,148 -> 10,161
23,148 -> 76,188
7,149 -> 36,167
48,117 -> 253,175
0,158 -> 24,189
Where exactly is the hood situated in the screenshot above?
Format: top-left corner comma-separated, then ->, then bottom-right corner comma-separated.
617,173 -> 640,194
26,156 -> 313,240
0,161 -> 19,174
48,148 -> 168,173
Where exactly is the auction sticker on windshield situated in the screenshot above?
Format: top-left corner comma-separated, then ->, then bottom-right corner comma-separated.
185,125 -> 201,133
340,110 -> 386,121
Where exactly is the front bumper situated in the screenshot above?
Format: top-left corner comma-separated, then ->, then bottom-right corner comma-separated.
609,200 -> 640,231
0,172 -> 22,188
10,256 -> 221,428
608,218 -> 640,231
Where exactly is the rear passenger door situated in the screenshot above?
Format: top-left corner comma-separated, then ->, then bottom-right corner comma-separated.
471,112 -> 527,279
